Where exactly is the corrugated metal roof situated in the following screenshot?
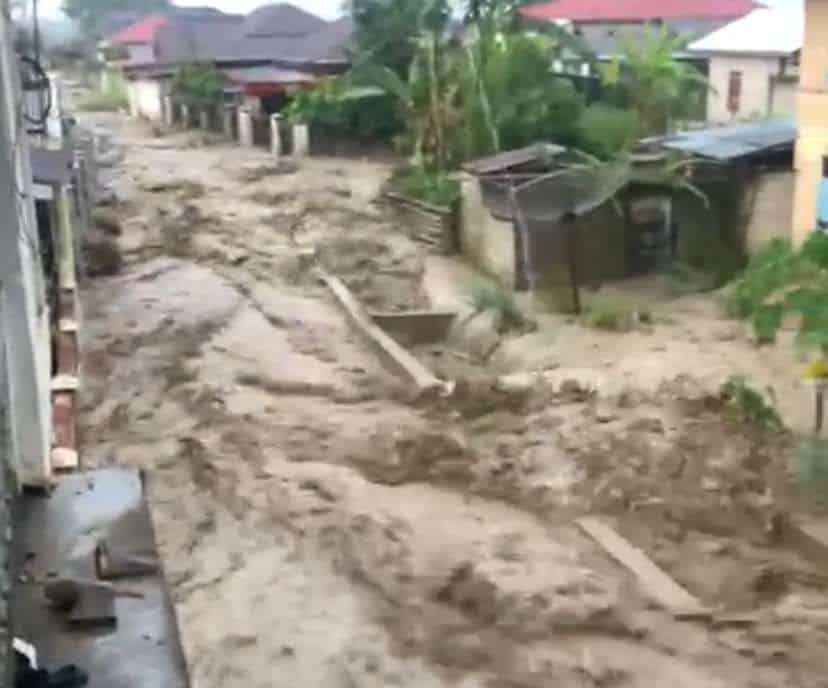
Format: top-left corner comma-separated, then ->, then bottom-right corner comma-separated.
688,5 -> 803,55
462,143 -> 567,175
520,0 -> 758,23
660,119 -> 797,160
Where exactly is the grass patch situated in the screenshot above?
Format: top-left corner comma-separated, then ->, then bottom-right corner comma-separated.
389,166 -> 460,209
468,283 -> 527,334
77,72 -> 129,112
581,297 -> 651,332
719,375 -> 784,432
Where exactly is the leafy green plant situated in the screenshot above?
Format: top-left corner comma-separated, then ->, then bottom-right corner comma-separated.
171,63 -> 225,106
459,28 -> 584,158
468,282 -> 526,333
576,104 -> 639,159
720,375 -> 784,432
599,28 -> 709,136
285,78 -> 402,142
77,70 -> 128,111
389,166 -> 459,208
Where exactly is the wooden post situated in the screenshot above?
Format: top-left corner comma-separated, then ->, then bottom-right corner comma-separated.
270,113 -> 282,157
564,214 -> 581,315
223,105 -> 235,139
162,96 -> 173,127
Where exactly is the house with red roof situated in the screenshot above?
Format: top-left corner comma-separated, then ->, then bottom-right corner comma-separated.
520,0 -> 760,60
101,3 -> 353,121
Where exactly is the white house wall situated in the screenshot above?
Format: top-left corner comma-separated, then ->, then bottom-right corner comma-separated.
128,79 -> 164,121
706,55 -> 781,123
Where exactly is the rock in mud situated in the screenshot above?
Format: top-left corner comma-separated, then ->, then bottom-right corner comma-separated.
83,233 -> 122,277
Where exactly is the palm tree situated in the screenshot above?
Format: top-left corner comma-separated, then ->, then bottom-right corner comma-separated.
600,28 -> 710,137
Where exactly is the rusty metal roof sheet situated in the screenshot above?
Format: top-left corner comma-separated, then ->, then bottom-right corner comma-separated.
462,143 -> 567,176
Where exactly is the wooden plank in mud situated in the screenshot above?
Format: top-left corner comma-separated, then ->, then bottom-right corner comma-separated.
780,517 -> 828,567
577,516 -> 711,620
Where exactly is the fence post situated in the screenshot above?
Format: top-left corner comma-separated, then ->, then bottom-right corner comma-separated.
270,113 -> 282,158
293,123 -> 309,157
180,103 -> 190,129
223,105 -> 235,139
163,96 -> 173,127
238,107 -> 253,147
198,107 -> 210,130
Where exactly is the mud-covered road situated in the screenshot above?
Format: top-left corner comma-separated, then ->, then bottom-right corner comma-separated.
78,114 -> 828,688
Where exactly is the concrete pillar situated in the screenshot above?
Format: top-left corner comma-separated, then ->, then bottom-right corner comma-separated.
57,185 -> 78,290
128,84 -> 139,119
293,123 -> 309,157
270,114 -> 282,157
163,96 -> 174,127
238,107 -> 254,147
198,108 -> 210,130
180,103 -> 190,129
223,105 -> 235,139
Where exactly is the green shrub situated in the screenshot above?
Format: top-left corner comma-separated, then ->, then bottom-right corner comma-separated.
468,282 -> 527,333
285,78 -> 403,142
576,104 -> 639,159
724,234 -> 828,347
77,70 -> 128,111
719,375 -> 783,432
171,63 -> 225,106
389,166 -> 459,208
582,297 -> 650,331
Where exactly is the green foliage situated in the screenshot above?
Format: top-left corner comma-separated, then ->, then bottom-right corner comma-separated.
725,237 -> 824,343
349,0 -> 450,77
796,437 -> 828,501
468,282 -> 527,333
576,104 -> 639,159
62,0 -> 169,36
459,30 -> 584,159
77,71 -> 128,111
600,28 -> 709,136
285,79 -> 402,142
171,63 -> 225,107
389,166 -> 460,208
720,375 -> 784,432
581,296 -> 651,331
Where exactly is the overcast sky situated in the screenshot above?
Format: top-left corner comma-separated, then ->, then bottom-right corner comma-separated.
40,0 -> 346,20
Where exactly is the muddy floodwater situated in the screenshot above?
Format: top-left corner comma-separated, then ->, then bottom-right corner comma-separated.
79,114 -> 828,688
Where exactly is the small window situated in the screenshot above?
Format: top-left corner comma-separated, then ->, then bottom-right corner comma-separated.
727,71 -> 743,114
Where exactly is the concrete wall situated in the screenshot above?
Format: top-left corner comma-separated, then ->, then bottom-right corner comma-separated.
0,5 -> 52,486
792,0 -> 828,243
706,55 -> 782,123
745,171 -> 795,253
128,78 -> 164,121
771,78 -> 798,118
459,173 -> 517,289
126,43 -> 154,63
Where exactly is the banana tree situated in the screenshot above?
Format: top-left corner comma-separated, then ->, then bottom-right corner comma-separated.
353,2 -> 461,168
600,28 -> 710,136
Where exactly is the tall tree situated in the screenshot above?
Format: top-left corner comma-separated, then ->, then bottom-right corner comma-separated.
347,0 -> 449,77
62,0 -> 169,38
